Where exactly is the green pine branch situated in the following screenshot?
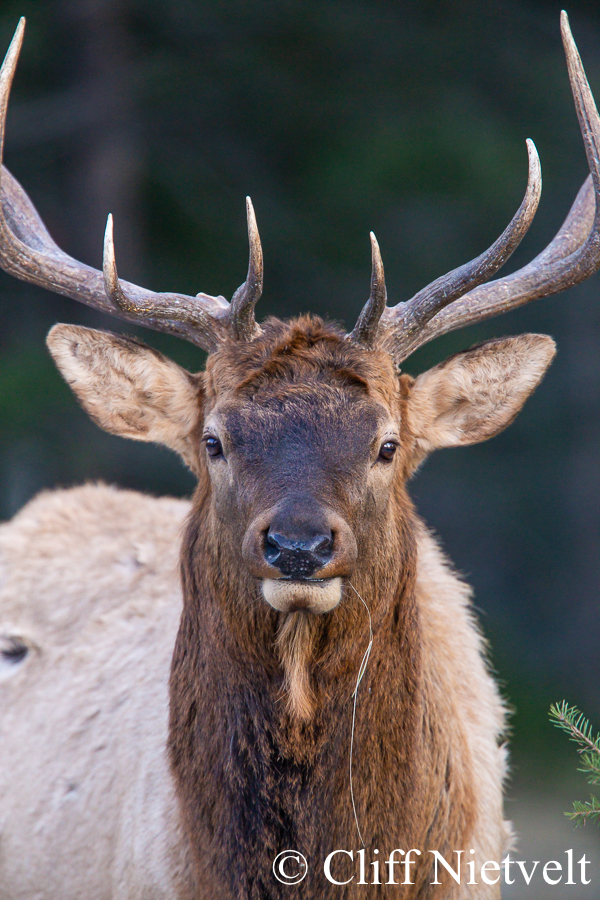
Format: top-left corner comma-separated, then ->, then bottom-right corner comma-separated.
569,797 -> 600,826
550,701 -> 600,826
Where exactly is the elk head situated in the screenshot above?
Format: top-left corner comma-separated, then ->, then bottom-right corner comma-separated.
0,15 -> 598,635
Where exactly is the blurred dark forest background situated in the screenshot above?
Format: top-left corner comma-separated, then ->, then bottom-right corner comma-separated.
0,0 -> 599,790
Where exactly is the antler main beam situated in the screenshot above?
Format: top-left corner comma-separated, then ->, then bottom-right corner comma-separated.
351,11 -> 600,365
0,18 -> 261,352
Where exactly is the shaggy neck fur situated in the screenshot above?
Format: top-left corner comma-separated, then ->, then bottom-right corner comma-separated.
169,494 -> 475,899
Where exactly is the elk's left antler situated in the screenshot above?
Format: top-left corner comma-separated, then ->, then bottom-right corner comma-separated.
350,11 -> 600,363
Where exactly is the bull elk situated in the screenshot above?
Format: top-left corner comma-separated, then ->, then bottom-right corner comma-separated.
0,11 -> 598,900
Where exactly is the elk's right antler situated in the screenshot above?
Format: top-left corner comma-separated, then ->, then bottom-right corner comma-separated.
0,18 -> 262,352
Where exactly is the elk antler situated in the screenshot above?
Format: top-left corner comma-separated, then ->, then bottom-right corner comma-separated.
351,11 -> 600,365
349,139 -> 541,350
349,232 -> 388,348
0,19 -> 262,352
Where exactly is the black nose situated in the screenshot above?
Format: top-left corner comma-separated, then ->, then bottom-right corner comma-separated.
264,529 -> 334,579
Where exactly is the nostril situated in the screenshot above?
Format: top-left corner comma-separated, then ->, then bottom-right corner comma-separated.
311,533 -> 333,557
264,531 -> 284,565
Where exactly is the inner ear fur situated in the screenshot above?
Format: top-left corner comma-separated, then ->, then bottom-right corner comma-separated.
404,334 -> 556,471
47,324 -> 202,470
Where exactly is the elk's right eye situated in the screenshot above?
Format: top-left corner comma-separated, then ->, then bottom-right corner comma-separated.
205,437 -> 223,458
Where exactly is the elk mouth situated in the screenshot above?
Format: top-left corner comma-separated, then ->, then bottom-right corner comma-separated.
242,501 -> 356,612
261,576 -> 343,614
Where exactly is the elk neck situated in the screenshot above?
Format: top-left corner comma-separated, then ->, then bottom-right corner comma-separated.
167,482 -> 460,897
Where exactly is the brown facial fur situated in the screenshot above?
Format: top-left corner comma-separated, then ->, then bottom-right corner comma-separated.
169,318 -> 478,898
179,317 -> 413,719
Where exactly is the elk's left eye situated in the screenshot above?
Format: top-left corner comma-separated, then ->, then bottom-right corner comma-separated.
205,436 -> 223,458
378,441 -> 397,462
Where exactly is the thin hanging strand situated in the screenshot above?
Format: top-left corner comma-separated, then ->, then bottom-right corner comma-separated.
348,582 -> 374,848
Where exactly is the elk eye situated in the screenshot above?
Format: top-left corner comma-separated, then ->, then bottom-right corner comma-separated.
378,441 -> 397,462
205,436 -> 223,458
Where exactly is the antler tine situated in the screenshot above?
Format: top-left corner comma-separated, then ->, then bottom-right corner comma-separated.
563,10 -> 600,194
382,11 -> 600,365
229,197 -> 264,342
378,138 -> 541,362
102,214 -> 232,351
103,214 -> 128,309
0,19 -> 250,354
0,17 -> 63,272
349,232 -> 387,347
0,18 -> 23,175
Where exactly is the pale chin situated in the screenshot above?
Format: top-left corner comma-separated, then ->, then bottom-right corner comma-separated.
262,578 -> 342,614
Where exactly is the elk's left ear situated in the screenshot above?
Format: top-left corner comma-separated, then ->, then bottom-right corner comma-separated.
405,334 -> 556,470
47,324 -> 203,471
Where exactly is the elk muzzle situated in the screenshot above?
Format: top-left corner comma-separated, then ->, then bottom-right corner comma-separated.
242,497 -> 357,614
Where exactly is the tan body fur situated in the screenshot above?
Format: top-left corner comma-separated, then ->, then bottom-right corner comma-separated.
0,486 -> 195,900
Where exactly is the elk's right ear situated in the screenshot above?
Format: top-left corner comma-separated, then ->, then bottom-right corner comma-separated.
47,324 -> 202,470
